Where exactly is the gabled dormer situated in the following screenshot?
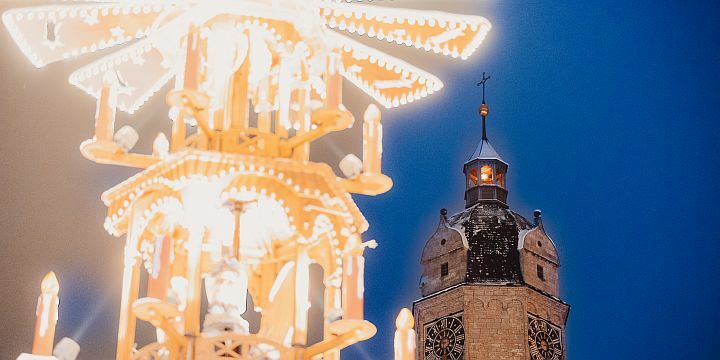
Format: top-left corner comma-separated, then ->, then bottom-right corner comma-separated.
419,209 -> 468,297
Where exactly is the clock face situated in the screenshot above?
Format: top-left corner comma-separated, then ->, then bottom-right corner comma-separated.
528,315 -> 563,360
423,313 -> 465,360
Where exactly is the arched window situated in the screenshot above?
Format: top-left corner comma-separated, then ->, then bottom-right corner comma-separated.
480,165 -> 493,184
537,264 -> 545,281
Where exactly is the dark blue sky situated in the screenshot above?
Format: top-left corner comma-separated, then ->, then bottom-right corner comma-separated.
345,1 -> 720,359
1,1 -> 718,359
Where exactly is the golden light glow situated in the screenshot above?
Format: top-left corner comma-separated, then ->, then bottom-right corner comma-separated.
40,271 -> 59,295
394,308 -> 416,360
33,271 -> 60,356
469,168 -> 479,186
497,171 -> 505,188
4,1 -> 493,359
481,165 -> 493,184
395,308 -> 414,330
3,1 -> 491,113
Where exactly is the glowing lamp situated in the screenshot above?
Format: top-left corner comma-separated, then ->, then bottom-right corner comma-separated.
480,165 -> 493,184
52,338 -> 80,360
469,169 -> 479,186
479,103 -> 489,117
113,126 -> 139,153
339,154 -> 364,179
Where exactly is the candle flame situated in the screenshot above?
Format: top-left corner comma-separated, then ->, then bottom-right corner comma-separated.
396,308 -> 414,330
41,271 -> 60,295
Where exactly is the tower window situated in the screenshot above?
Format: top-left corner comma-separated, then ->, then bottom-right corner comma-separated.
496,170 -> 505,187
537,265 -> 545,281
480,165 -> 493,184
468,168 -> 478,187
441,262 -> 449,277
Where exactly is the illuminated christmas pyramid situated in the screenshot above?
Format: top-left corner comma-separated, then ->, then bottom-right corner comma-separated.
3,1 -> 491,359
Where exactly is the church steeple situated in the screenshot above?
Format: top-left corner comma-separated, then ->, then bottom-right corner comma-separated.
464,73 -> 508,208
415,77 -> 569,360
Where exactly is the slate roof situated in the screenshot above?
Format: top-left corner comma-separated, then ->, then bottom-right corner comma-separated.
448,203 -> 530,284
466,138 -> 506,164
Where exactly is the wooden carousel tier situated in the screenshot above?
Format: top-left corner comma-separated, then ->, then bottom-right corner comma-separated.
101,149 -> 370,238
303,319 -> 377,359
132,298 -> 185,346
131,320 -> 377,360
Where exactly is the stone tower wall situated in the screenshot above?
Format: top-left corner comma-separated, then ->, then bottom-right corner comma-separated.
414,285 -> 569,360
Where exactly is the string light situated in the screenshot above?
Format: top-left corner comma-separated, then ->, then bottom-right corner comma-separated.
4,1 -> 492,359
4,0 -> 490,113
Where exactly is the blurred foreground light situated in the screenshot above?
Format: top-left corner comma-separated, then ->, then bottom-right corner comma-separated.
40,272 -> 59,295
52,338 -> 80,360
394,308 -> 416,360
153,133 -> 170,158
53,338 -> 80,360
114,126 -> 139,152
17,354 -> 54,359
339,154 -> 363,179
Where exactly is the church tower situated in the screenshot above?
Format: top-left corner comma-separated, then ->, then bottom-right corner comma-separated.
413,76 -> 570,360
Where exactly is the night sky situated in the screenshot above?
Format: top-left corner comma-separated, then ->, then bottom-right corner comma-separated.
1,1 -> 718,359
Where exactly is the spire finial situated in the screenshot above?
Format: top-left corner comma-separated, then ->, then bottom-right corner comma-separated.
477,72 -> 491,104
476,72 -> 491,140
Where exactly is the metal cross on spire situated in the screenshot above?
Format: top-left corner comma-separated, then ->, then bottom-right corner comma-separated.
477,72 -> 491,104
476,72 -> 491,140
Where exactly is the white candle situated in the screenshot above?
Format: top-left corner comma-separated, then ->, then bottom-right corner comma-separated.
363,104 -> 383,174
94,72 -> 117,142
394,308 -> 416,360
32,272 -> 59,356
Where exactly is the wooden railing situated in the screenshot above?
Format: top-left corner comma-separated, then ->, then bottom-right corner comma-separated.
133,333 -> 294,360
133,342 -> 173,360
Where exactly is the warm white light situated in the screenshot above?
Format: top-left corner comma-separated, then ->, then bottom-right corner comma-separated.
394,308 -> 416,360
339,154 -> 363,179
3,1 -> 491,113
204,260 -> 250,334
152,133 -> 169,158
113,125 -> 139,152
53,338 -> 80,360
2,1 -> 492,358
